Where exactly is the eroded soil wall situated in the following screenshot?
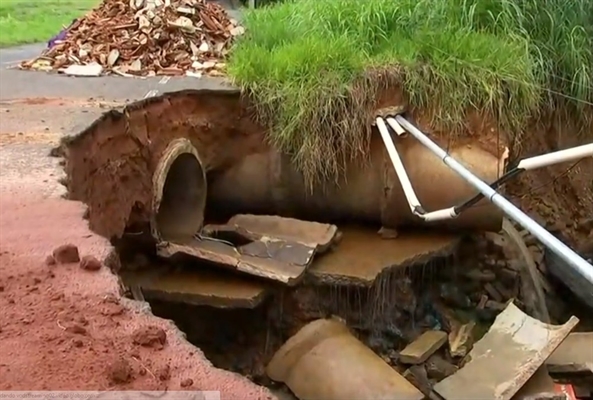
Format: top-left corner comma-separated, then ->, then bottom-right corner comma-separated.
60,89 -> 267,240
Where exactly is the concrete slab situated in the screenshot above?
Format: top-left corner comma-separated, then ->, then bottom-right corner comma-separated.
157,237 -> 315,286
225,214 -> 338,252
309,226 -> 460,286
120,266 -> 270,309
434,302 -> 579,400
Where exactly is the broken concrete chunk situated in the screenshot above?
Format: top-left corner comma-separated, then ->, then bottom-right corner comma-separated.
157,235 -> 315,286
120,265 -> 269,309
226,214 -> 338,252
448,321 -> 475,358
434,302 -> 579,400
399,330 -> 447,364
266,318 -> 424,400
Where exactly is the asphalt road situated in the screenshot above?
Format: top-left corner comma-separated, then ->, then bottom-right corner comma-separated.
0,42 -> 232,102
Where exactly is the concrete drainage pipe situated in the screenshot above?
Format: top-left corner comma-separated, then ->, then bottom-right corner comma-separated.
267,318 -> 425,400
151,138 -> 207,242
207,134 -> 506,232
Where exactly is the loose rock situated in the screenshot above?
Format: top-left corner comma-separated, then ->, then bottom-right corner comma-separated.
52,244 -> 80,264
45,255 -> 56,266
79,255 -> 102,271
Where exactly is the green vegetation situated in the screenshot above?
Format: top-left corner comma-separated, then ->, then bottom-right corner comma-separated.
227,0 -> 593,184
0,0 -> 99,47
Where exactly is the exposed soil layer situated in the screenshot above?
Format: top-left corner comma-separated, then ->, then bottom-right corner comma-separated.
507,120 -> 593,254
59,89 -> 266,240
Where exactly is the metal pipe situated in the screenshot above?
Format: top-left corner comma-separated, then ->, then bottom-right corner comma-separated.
394,114 -> 593,284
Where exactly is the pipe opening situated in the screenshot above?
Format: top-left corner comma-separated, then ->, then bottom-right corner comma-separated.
152,139 -> 207,241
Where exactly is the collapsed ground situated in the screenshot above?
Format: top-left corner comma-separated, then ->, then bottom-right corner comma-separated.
28,0 -> 593,397
55,88 -> 593,398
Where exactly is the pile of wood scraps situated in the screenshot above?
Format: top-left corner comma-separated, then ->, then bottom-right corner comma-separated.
19,0 -> 244,77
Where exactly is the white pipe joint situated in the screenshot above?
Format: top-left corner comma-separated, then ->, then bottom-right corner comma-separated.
385,117 -> 406,136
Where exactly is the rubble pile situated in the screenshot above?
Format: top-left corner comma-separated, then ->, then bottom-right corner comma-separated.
20,0 -> 245,77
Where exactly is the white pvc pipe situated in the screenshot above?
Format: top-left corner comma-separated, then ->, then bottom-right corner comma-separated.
394,114 -> 593,285
421,207 -> 458,222
385,117 -> 406,136
517,143 -> 593,171
375,117 -> 423,214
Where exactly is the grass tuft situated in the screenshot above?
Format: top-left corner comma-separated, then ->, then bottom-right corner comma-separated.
227,0 -> 593,186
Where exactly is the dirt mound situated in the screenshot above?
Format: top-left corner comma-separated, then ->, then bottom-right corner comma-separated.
20,0 -> 244,77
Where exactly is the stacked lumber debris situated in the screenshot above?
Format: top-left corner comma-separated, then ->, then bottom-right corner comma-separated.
20,0 -> 244,77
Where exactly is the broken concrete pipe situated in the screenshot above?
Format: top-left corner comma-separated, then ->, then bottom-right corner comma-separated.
208,133 -> 505,233
267,318 -> 424,400
151,138 -> 207,242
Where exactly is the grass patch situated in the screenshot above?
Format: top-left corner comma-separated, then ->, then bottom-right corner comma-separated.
227,0 -> 593,185
0,0 -> 99,47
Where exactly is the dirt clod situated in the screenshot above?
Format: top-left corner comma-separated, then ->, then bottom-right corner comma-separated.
180,378 -> 193,387
79,255 -> 102,271
157,364 -> 171,381
66,324 -> 87,335
52,244 -> 80,264
108,358 -> 134,384
132,326 -> 167,349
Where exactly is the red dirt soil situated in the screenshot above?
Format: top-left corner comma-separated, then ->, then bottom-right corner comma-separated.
0,159 -> 273,399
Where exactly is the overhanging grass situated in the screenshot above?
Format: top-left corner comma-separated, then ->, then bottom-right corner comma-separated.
227,0 -> 593,185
